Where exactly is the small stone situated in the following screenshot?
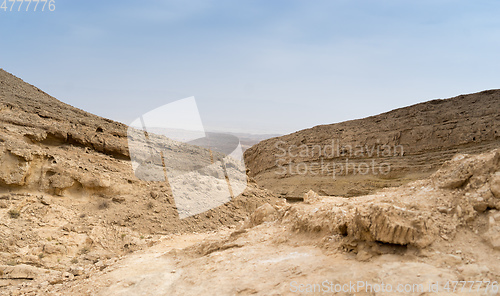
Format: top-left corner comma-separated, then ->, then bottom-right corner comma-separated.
303,190 -> 320,204
43,243 -> 66,255
250,203 -> 277,226
39,281 -> 49,288
442,254 -> 462,265
490,172 -> 500,198
0,264 -> 40,280
112,196 -> 125,203
39,195 -> 51,205
62,271 -> 74,281
473,202 -> 488,213
49,277 -> 64,285
356,250 -> 373,262
68,266 -> 84,276
437,207 -> 450,214
95,261 -> 108,271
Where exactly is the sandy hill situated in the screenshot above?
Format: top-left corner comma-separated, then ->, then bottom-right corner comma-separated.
11,139 -> 500,295
244,91 -> 500,198
0,69 -> 276,290
1,69 -> 500,295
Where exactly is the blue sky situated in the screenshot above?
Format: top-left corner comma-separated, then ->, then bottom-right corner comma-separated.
1,0 -> 499,134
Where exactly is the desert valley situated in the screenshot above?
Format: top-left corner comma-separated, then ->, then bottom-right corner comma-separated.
0,69 -> 500,295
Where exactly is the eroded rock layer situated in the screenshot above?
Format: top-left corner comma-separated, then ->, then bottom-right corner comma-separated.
244,90 -> 500,197
0,69 -> 277,287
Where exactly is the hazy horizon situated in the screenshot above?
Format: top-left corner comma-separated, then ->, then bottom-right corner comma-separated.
1,1 -> 499,134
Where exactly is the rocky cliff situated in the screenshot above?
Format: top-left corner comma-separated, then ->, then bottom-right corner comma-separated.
244,90 -> 500,197
0,69 -> 276,287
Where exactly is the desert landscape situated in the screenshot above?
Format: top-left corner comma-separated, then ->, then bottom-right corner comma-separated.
1,69 -> 500,296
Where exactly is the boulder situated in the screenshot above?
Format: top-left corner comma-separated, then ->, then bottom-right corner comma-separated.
303,190 -> 320,204
250,203 -> 278,226
491,172 -> 500,198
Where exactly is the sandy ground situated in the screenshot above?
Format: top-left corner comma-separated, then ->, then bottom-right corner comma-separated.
33,220 -> 497,296
4,148 -> 500,296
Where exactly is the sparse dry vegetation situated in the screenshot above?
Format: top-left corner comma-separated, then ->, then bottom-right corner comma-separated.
79,247 -> 90,255
98,200 -> 109,210
7,209 -> 20,219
